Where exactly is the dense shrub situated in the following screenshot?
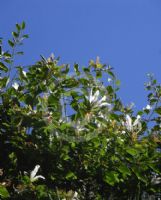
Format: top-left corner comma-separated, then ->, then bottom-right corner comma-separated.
0,23 -> 161,199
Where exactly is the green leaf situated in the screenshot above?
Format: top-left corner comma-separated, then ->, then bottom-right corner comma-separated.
96,70 -> 102,79
74,63 -> 80,75
22,34 -> 29,39
106,85 -> 114,95
83,67 -> 90,73
132,167 -> 147,183
137,111 -> 144,116
110,113 -> 120,121
96,63 -> 103,69
60,123 -> 71,131
0,77 -> 9,88
12,31 -> 19,38
16,23 -> 21,31
126,148 -> 138,156
66,172 -> 77,180
0,185 -> 10,198
148,163 -> 160,174
16,51 -> 24,55
108,71 -> 115,79
0,62 -> 8,72
8,40 -> 14,48
36,185 -> 48,198
9,152 -> 17,166
21,21 -> 26,29
116,79 -> 121,86
104,171 -> 119,186
96,117 -> 108,125
3,52 -> 11,58
0,38 -> 2,45
62,154 -> 70,161
155,107 -> 161,115
118,164 -> 131,178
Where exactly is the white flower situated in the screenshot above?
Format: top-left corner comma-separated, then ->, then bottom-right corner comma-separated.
133,115 -> 141,126
72,120 -> 87,133
94,111 -> 109,128
124,115 -> 133,131
12,82 -> 19,90
86,89 -> 111,108
123,115 -> 141,132
22,70 -> 27,77
108,78 -> 112,82
49,131 -> 59,142
143,104 -> 151,110
43,80 -> 47,85
30,165 -> 45,182
146,105 -> 151,110
88,89 -> 99,104
106,138 -> 110,142
98,112 -> 109,121
97,95 -> 111,107
151,174 -> 161,185
121,130 -> 126,134
72,191 -> 78,199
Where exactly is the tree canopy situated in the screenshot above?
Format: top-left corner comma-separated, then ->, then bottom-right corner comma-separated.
0,22 -> 161,199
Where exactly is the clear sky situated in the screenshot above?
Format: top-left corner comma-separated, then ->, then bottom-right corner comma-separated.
1,0 -> 161,110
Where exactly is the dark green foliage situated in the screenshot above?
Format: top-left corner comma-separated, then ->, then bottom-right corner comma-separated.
0,23 -> 161,199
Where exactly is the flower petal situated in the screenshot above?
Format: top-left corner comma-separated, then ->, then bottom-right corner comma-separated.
125,115 -> 132,131
31,175 -> 45,182
133,115 -> 141,127
12,82 -> 19,90
92,90 -> 99,103
30,165 -> 40,180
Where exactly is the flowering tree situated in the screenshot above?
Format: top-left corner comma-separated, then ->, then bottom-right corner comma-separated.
0,23 -> 161,199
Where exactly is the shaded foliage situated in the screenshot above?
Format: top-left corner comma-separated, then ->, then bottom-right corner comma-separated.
0,23 -> 161,199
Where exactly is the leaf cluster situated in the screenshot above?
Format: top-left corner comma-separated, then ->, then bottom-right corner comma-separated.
0,23 -> 161,200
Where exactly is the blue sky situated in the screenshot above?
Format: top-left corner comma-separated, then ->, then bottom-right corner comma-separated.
1,0 -> 161,110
